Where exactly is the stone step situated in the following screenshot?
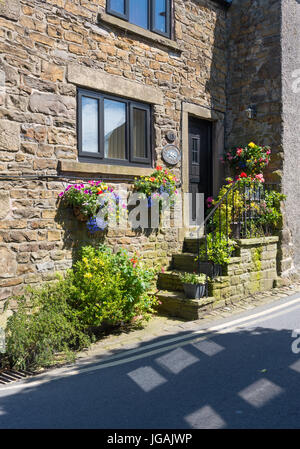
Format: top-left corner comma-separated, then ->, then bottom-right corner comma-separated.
156,290 -> 224,320
172,254 -> 223,277
158,270 -> 184,291
183,237 -> 205,254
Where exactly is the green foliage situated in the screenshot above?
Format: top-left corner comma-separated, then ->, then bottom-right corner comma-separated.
257,190 -> 286,232
209,178 -> 244,236
67,245 -> 158,327
179,272 -> 207,285
196,232 -> 237,265
4,279 -> 91,371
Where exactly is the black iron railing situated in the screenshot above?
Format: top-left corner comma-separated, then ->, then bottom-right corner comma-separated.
197,180 -> 276,282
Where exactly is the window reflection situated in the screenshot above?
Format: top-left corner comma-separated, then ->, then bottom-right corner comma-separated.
129,0 -> 148,29
110,0 -> 125,15
82,96 -> 99,153
133,108 -> 147,159
104,99 -> 126,160
155,0 -> 167,33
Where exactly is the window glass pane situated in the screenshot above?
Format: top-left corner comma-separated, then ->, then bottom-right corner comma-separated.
154,0 -> 167,33
109,0 -> 125,15
133,108 -> 147,159
129,0 -> 148,29
82,96 -> 99,153
104,99 -> 126,160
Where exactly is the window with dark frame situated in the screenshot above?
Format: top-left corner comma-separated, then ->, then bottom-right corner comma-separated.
78,88 -> 152,167
107,0 -> 171,38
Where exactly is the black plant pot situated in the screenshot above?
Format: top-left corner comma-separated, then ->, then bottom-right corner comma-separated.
212,264 -> 222,277
183,283 -> 206,299
232,222 -> 242,239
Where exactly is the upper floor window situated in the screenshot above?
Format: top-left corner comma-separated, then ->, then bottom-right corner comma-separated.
107,0 -> 171,38
78,88 -> 152,167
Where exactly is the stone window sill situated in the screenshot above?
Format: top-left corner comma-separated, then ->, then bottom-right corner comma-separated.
59,160 -> 154,179
98,12 -> 181,53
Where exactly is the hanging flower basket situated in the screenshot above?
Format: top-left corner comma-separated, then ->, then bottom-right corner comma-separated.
73,206 -> 88,222
133,166 -> 179,208
58,181 -> 127,233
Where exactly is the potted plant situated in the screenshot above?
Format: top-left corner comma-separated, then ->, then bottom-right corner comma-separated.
179,272 -> 207,299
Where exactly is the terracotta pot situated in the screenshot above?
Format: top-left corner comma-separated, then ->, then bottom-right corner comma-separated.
73,206 -> 88,222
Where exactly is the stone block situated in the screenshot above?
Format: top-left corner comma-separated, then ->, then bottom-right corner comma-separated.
0,120 -> 20,152
0,191 -> 10,219
29,92 -> 75,118
0,247 -> 17,278
0,0 -> 20,21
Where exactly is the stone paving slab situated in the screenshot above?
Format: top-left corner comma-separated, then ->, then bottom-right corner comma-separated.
76,282 -> 300,364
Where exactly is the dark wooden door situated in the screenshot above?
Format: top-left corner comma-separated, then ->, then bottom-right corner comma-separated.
188,117 -> 212,222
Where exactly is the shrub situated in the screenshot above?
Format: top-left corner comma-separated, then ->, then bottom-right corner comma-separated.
67,245 -> 158,327
196,232 -> 237,266
4,279 -> 91,371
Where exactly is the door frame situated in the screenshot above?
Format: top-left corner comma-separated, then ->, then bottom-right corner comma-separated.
180,102 -> 225,240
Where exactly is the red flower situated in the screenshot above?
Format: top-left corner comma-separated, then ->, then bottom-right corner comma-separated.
97,190 -> 103,195
156,165 -> 162,171
240,172 -> 248,178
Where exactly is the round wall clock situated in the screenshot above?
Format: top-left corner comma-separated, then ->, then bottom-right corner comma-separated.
162,145 -> 181,166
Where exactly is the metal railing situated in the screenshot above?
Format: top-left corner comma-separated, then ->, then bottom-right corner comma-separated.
197,180 -> 276,280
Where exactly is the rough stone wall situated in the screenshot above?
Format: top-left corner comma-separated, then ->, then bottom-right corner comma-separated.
226,0 -> 298,276
226,0 -> 282,182
281,0 -> 300,273
0,0 -> 227,308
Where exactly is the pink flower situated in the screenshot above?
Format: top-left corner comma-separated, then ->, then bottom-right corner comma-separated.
255,174 -> 265,183
266,150 -> 271,155
236,148 -> 243,156
206,196 -> 214,208
59,192 -> 64,197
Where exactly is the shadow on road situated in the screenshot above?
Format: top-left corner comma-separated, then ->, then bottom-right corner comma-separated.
0,325 -> 299,429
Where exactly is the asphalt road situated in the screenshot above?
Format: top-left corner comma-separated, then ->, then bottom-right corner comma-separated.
1,293 -> 300,429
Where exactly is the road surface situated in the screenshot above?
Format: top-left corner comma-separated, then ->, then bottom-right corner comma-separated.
1,293 -> 300,429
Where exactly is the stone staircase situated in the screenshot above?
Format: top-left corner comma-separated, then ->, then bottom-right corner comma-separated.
156,236 -> 221,320
156,236 -> 279,321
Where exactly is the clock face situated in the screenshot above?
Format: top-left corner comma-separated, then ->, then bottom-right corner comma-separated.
162,145 -> 181,166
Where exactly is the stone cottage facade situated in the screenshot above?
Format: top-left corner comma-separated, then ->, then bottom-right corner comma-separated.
0,0 -> 299,315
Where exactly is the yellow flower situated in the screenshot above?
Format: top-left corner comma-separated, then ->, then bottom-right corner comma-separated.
248,142 -> 256,148
82,257 -> 89,265
84,272 -> 92,279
